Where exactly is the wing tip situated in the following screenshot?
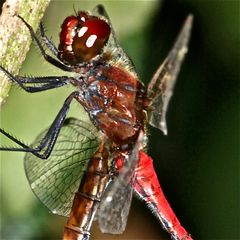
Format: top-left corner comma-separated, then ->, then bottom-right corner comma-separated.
186,14 -> 194,25
184,14 -> 194,34
160,121 -> 168,135
173,13 -> 193,58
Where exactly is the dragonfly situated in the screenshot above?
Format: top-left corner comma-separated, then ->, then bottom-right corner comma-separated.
0,5 -> 193,240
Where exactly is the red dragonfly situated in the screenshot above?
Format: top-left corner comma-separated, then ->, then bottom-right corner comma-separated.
0,5 -> 193,240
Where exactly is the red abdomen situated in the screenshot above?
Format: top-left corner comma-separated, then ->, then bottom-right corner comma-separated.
134,151 -> 192,240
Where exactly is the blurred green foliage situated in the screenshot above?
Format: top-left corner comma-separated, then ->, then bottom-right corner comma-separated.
0,0 -> 239,239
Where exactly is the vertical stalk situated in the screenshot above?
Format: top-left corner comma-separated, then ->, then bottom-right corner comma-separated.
0,0 -> 51,106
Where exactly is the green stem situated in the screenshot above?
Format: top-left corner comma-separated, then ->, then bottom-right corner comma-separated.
0,0 -> 51,106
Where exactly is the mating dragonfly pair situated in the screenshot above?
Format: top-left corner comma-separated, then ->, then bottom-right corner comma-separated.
0,5 -> 193,240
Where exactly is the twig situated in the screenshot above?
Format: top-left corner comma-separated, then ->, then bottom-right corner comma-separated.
0,0 -> 51,106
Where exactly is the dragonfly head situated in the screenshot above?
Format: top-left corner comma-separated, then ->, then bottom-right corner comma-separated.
58,11 -> 111,65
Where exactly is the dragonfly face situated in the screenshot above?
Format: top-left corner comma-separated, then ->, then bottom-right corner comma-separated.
58,11 -> 110,64
0,4 -> 193,240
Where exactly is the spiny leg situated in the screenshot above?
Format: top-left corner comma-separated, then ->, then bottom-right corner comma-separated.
17,15 -> 72,72
0,65 -> 70,92
0,91 -> 79,159
39,22 -> 58,57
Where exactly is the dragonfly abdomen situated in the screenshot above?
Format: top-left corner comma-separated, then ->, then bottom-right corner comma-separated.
134,151 -> 192,240
63,142 -> 109,240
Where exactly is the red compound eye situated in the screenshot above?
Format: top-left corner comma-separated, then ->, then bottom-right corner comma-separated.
83,19 -> 111,41
62,16 -> 79,28
58,12 -> 110,64
72,18 -> 110,62
59,16 -> 78,46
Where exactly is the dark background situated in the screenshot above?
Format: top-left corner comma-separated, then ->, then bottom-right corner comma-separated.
0,0 -> 239,239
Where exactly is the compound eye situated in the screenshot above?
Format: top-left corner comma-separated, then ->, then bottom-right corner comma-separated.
59,16 -> 79,45
72,18 -> 111,62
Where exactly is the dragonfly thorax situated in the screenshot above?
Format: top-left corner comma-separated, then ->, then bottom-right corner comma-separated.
72,63 -> 146,146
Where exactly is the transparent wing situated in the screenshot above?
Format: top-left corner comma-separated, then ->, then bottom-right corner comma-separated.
97,177 -> 134,234
147,15 -> 193,135
24,118 -> 100,217
92,4 -> 137,74
97,131 -> 144,234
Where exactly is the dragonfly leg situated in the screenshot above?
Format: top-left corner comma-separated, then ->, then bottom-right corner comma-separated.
39,22 -> 58,57
0,91 -> 79,159
17,15 -> 72,72
94,5 -> 108,18
0,65 -> 70,92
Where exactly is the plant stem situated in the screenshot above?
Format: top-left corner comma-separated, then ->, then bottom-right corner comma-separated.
0,0 -> 51,106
